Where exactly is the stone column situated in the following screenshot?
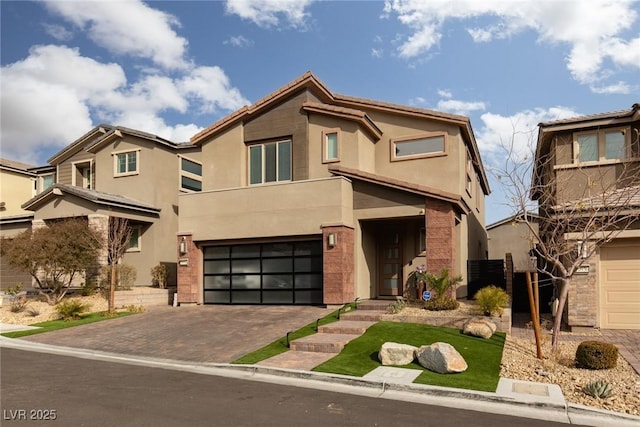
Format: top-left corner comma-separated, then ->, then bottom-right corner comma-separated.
322,224 -> 355,305
177,233 -> 202,305
425,199 -> 456,299
88,214 -> 109,282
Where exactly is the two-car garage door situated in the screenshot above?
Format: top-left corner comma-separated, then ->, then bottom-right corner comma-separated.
599,238 -> 640,329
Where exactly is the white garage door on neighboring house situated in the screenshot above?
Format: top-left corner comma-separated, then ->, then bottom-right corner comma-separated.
599,238 -> 640,329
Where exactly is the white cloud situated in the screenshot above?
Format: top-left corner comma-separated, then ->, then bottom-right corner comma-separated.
224,35 -> 255,48
371,48 -> 383,58
437,99 -> 486,116
476,106 -> 579,165
44,0 -> 188,70
590,81 -> 635,94
437,89 -> 452,98
43,23 -> 73,41
178,66 -> 249,113
383,0 -> 640,90
225,0 -> 315,29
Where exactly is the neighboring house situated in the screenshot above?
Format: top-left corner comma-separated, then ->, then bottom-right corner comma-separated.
177,72 -> 490,306
0,158 -> 37,289
19,125 -> 202,288
487,213 -> 539,272
533,103 -> 640,329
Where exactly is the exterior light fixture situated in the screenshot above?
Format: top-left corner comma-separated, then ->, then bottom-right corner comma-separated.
577,240 -> 588,259
179,236 -> 187,255
328,233 -> 337,248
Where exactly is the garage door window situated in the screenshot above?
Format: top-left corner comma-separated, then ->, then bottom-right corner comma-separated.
203,241 -> 323,304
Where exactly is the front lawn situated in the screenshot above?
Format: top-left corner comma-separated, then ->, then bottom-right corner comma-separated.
1,311 -> 137,338
312,321 -> 505,392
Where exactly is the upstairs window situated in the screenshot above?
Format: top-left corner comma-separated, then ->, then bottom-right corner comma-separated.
114,150 -> 139,176
322,129 -> 340,163
391,133 -> 446,161
39,174 -> 55,193
466,149 -> 473,195
180,157 -> 202,192
248,139 -> 291,185
72,160 -> 93,189
573,127 -> 629,164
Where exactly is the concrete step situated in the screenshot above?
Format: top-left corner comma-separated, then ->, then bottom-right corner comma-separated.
356,300 -> 394,312
290,333 -> 361,353
319,320 -> 376,335
339,311 -> 385,322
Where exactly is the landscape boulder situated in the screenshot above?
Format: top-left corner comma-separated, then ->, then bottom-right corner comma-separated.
378,342 -> 417,366
463,317 -> 497,339
415,342 -> 467,374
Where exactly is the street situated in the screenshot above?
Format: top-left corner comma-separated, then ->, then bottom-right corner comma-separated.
1,348 -> 578,427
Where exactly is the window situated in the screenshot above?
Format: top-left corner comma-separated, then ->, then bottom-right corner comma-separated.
418,227 -> 426,253
466,149 -> 473,195
180,157 -> 202,192
72,160 -> 92,189
114,150 -> 138,176
391,133 -> 446,161
322,130 -> 340,163
127,226 -> 141,251
248,139 -> 291,185
39,174 -> 55,193
573,127 -> 629,164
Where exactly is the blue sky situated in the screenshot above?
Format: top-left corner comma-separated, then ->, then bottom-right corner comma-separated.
1,0 -> 639,224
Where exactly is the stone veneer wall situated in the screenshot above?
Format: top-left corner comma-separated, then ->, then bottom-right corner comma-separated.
322,225 -> 354,305
176,233 -> 202,304
425,199 -> 456,299
567,257 -> 598,328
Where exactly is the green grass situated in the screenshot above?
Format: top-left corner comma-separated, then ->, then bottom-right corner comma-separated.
1,311 -> 137,338
312,321 -> 505,392
233,303 -> 357,364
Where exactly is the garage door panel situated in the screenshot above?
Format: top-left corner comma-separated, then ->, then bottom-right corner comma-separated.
599,240 -> 640,329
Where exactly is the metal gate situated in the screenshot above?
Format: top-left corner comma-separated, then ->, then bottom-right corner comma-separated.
467,259 -> 505,299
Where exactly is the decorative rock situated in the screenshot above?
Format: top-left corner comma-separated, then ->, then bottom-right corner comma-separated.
463,317 -> 497,339
378,342 -> 418,366
415,342 -> 468,373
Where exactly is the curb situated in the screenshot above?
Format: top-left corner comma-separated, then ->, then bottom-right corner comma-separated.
1,336 -> 639,427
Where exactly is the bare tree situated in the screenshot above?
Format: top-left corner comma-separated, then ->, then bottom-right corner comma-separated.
495,128 -> 640,351
0,218 -> 103,305
106,217 -> 132,314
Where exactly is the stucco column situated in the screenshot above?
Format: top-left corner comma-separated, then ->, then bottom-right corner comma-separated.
425,199 -> 456,299
322,224 -> 355,305
31,219 -> 47,231
177,233 -> 202,305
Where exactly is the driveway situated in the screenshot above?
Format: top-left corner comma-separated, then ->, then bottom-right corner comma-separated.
21,305 -> 334,363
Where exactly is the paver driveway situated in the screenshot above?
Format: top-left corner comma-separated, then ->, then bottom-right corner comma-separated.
22,305 -> 334,363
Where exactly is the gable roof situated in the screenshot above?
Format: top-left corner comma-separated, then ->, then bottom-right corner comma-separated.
0,158 -> 37,176
47,125 -> 114,164
486,212 -> 540,231
22,184 -> 160,216
328,164 -> 469,214
191,71 -> 490,194
301,101 -> 383,141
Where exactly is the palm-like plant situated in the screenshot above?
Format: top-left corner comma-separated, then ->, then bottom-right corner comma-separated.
425,268 -> 462,303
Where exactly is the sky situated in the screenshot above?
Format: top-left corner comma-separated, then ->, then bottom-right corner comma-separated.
1,0 -> 639,225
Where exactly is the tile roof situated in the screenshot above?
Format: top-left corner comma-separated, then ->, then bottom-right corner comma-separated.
22,184 -> 160,215
551,185 -> 640,212
539,103 -> 639,127
0,158 -> 37,171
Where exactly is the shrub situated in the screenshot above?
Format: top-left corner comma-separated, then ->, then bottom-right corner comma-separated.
126,304 -> 145,313
474,285 -> 510,316
151,264 -> 169,288
9,296 -> 28,313
583,380 -> 613,399
80,279 -> 99,296
56,299 -> 90,321
425,268 -> 462,303
101,264 -> 137,291
387,298 -> 406,314
26,306 -> 41,317
423,298 -> 460,311
575,340 -> 618,369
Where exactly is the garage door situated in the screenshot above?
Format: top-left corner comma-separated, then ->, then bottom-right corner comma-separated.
203,241 -> 323,305
599,238 -> 640,329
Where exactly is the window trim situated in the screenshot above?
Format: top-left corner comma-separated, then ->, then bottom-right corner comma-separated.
571,126 -> 630,166
322,129 -> 341,164
112,149 -> 140,177
178,155 -> 203,192
71,159 -> 93,189
390,132 -> 447,162
247,139 -> 292,185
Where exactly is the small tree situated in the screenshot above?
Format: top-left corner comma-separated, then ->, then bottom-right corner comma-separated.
106,217 -> 133,314
494,127 -> 640,351
0,218 -> 103,305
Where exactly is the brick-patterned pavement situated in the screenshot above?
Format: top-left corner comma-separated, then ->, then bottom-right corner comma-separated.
22,305 -> 334,363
